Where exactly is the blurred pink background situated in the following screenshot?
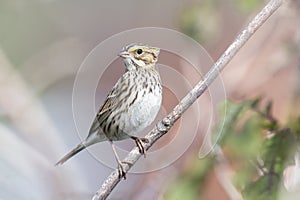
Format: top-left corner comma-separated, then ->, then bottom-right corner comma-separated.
0,0 -> 299,199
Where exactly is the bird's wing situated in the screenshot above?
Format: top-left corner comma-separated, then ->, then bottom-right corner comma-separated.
88,95 -> 116,133
88,77 -> 123,135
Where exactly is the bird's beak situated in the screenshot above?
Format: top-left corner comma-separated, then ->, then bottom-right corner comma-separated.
118,50 -> 130,59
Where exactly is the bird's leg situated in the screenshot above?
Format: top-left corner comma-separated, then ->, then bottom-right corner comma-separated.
130,136 -> 149,157
110,141 -> 127,179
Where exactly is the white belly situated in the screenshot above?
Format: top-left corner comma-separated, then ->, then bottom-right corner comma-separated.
121,89 -> 162,136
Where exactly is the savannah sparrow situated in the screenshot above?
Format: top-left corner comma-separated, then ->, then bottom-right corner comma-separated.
56,44 -> 162,178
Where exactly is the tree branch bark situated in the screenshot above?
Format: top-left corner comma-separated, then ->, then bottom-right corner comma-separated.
92,0 -> 285,199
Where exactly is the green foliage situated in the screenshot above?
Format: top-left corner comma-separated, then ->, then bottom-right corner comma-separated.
232,0 -> 262,14
178,0 -> 220,44
164,157 -> 214,200
227,99 -> 300,199
163,98 -> 300,200
178,0 -> 264,44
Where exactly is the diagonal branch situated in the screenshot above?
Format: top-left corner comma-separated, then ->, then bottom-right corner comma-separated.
92,0 -> 285,199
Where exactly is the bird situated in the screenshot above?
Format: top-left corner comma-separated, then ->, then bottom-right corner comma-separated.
55,44 -> 162,178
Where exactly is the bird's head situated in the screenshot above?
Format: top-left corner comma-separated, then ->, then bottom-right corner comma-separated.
119,44 -> 160,71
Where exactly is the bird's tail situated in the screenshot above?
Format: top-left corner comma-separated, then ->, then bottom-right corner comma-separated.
55,143 -> 86,166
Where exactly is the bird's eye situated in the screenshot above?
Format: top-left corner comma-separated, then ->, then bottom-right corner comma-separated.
136,49 -> 143,55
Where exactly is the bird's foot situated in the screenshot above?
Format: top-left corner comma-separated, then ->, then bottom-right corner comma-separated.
131,136 -> 149,157
117,160 -> 134,179
117,162 -> 127,179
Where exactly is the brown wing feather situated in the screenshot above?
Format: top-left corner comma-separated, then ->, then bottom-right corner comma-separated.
88,96 -> 115,133
88,77 -> 123,135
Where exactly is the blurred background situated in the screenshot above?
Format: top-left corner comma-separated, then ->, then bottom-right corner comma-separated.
1,0 -> 300,200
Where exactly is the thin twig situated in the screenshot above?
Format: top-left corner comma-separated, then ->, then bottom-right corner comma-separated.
92,0 -> 285,199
